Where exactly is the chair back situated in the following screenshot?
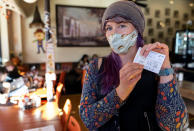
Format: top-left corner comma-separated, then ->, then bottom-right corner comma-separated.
61,99 -> 81,131
61,99 -> 72,130
56,83 -> 63,107
81,69 -> 87,88
67,116 -> 81,131
59,71 -> 66,85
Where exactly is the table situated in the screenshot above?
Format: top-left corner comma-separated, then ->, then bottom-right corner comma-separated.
179,80 -> 194,101
29,87 -> 47,98
10,87 -> 48,102
178,80 -> 194,115
0,101 -> 63,131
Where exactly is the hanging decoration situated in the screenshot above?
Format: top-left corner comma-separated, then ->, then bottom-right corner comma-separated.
1,9 -> 12,19
29,5 -> 44,28
44,0 -> 55,74
33,28 -> 46,54
0,0 -> 25,17
44,0 -> 55,102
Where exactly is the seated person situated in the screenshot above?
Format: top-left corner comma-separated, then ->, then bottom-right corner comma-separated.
65,63 -> 82,94
78,54 -> 89,70
0,65 -> 28,98
0,67 -> 9,94
11,56 -> 21,66
91,54 -> 98,60
5,61 -> 21,82
0,67 -> 10,104
25,66 -> 44,88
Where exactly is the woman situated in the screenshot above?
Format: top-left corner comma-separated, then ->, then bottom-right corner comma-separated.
0,67 -> 8,94
79,54 -> 89,70
5,61 -> 21,82
79,1 -> 188,131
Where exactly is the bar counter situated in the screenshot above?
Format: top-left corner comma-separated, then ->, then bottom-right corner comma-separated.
179,80 -> 194,101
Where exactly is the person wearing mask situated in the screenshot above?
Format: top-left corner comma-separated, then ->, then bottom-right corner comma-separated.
79,1 -> 188,131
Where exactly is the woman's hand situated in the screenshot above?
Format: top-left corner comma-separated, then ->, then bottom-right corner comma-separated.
116,63 -> 144,101
140,42 -> 174,83
140,42 -> 171,69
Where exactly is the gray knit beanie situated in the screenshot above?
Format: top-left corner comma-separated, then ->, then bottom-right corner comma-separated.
102,1 -> 145,36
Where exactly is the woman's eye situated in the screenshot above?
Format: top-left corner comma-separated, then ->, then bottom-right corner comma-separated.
105,27 -> 112,31
119,24 -> 126,28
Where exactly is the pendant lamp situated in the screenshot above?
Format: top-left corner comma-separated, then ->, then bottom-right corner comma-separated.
23,0 -> 37,4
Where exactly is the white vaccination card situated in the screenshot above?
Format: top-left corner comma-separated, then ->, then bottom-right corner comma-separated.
133,47 -> 166,74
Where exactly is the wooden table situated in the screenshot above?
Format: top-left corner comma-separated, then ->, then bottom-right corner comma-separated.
179,80 -> 194,101
0,101 -> 63,131
178,80 -> 194,116
29,88 -> 47,98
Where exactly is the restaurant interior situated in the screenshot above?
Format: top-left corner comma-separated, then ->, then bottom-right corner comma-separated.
0,0 -> 194,130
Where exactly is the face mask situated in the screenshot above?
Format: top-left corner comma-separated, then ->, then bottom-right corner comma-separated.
107,30 -> 138,54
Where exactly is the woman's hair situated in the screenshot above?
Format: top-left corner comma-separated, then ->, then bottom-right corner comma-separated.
99,32 -> 144,95
0,66 -> 8,75
81,54 -> 89,62
5,61 -> 14,67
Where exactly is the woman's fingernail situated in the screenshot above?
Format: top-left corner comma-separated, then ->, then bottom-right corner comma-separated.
140,51 -> 143,56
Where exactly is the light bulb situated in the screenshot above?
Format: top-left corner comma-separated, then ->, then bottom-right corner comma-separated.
23,0 -> 37,3
169,0 -> 174,4
189,3 -> 194,7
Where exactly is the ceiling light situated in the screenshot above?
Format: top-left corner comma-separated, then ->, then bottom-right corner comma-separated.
189,3 -> 194,7
23,0 -> 37,4
169,0 -> 174,4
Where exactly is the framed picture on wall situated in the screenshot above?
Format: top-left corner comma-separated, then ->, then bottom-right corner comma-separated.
158,32 -> 164,39
150,38 -> 155,43
148,28 -> 154,36
56,5 -> 108,47
143,36 -> 147,44
192,9 -> 194,17
192,20 -> 194,29
182,24 -> 186,30
175,21 -> 180,28
144,7 -> 150,15
165,18 -> 170,26
183,13 -> 189,21
147,18 -> 153,26
173,10 -> 179,18
156,21 -> 162,29
155,10 -> 160,18
165,8 -> 170,16
167,27 -> 173,35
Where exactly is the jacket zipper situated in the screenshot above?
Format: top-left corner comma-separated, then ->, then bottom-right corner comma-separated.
144,112 -> 151,131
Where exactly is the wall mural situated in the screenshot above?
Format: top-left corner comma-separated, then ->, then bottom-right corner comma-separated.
56,5 -> 107,47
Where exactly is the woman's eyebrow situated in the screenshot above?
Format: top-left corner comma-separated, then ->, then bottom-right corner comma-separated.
105,24 -> 111,28
117,21 -> 128,24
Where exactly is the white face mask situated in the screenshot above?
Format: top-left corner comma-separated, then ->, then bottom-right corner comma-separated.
107,30 -> 138,54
